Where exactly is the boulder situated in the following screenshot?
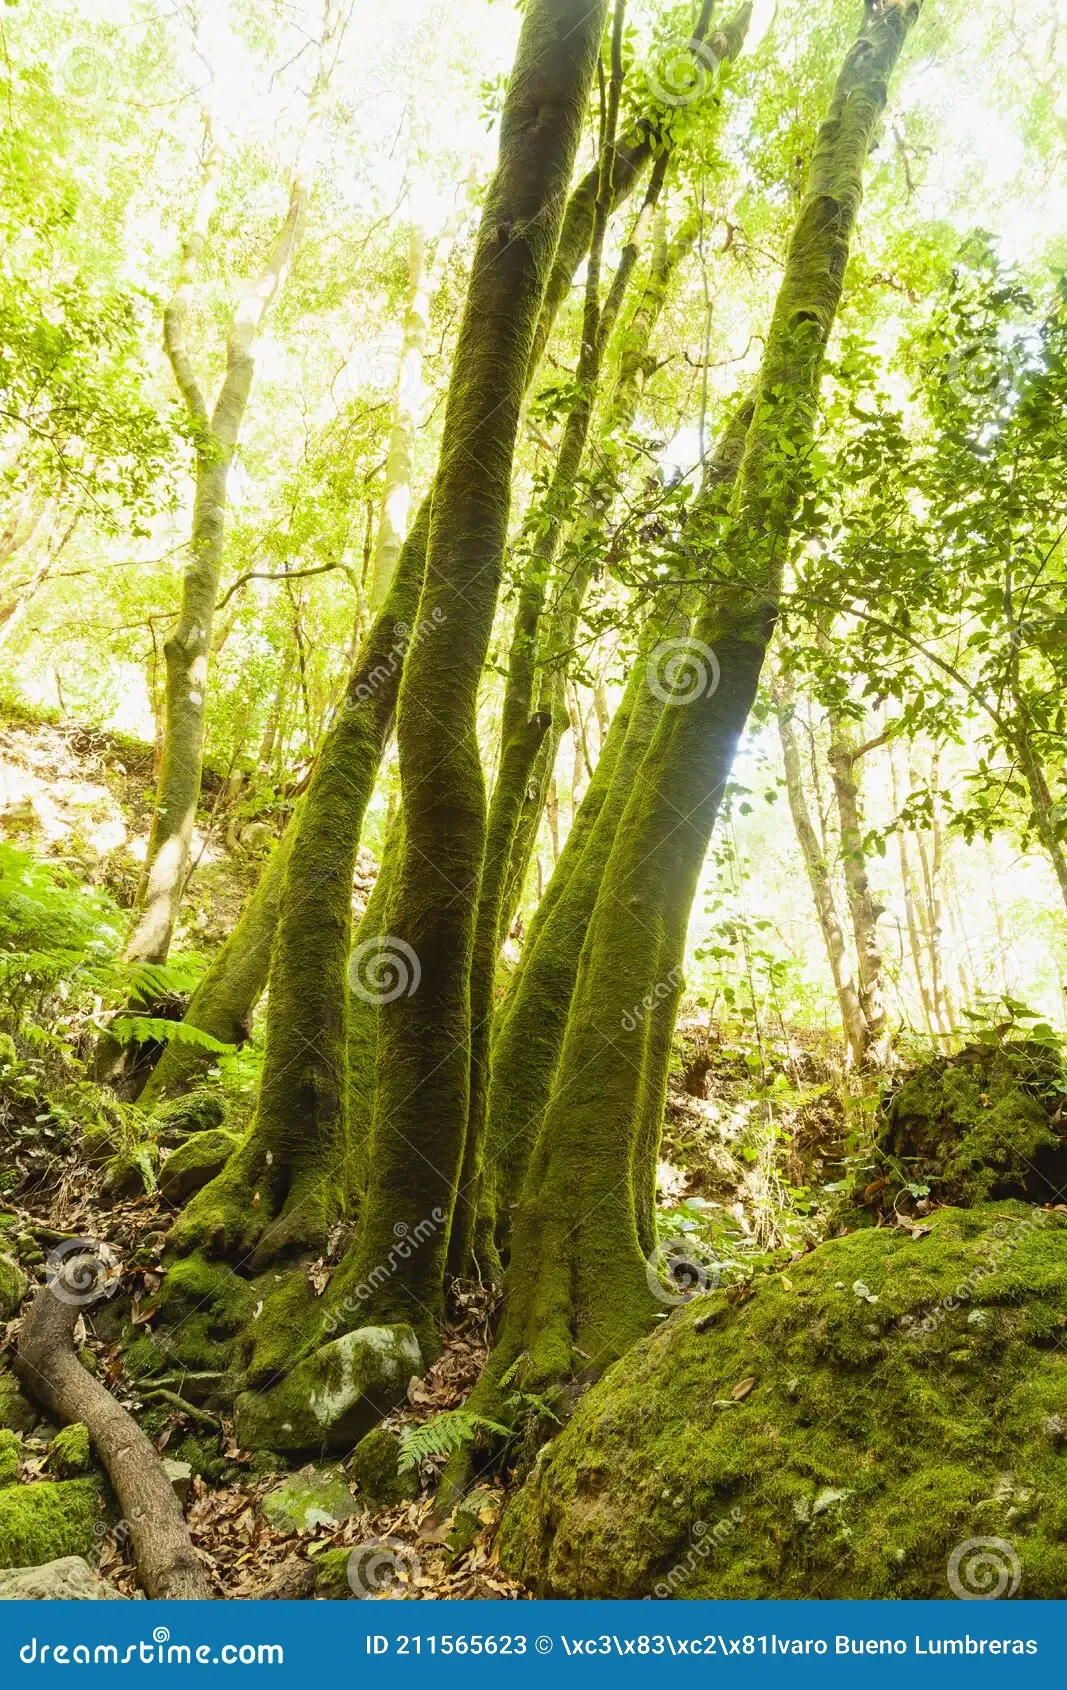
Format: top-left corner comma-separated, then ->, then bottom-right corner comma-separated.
503,1202 -> 1067,1599
348,1426 -> 418,1508
260,1464 -> 358,1533
0,1431 -> 19,1487
163,1459 -> 193,1508
158,1129 -> 241,1204
155,1089 -> 229,1141
0,1253 -> 27,1322
235,1324 -> 421,1453
0,1372 -> 37,1435
0,1478 -> 103,1568
0,1557 -> 126,1600
45,1424 -> 91,1479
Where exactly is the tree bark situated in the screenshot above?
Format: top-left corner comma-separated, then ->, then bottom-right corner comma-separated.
17,1270 -> 213,1600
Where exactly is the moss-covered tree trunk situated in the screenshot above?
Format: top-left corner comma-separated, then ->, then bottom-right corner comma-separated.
325,0 -> 608,1351
475,0 -> 924,1402
171,505 -> 429,1260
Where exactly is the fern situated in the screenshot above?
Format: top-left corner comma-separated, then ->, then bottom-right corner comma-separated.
109,1016 -> 234,1054
397,1410 -> 510,1472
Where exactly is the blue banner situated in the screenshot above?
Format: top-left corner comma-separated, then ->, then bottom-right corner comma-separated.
1,1600 -> 1064,1687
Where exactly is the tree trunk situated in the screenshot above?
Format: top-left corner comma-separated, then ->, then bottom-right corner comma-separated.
327,0 -> 608,1353
826,710 -> 889,1057
474,0 -> 923,1403
774,678 -> 866,1064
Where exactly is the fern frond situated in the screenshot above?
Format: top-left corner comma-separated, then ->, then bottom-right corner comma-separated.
397,1410 -> 510,1472
109,1016 -> 234,1054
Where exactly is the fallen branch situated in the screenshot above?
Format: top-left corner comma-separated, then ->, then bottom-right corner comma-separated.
16,1265 -> 214,1600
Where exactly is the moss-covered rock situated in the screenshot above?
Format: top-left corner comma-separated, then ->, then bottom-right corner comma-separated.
0,1254 -> 26,1322
0,1430 -> 19,1487
239,1269 -> 319,1391
878,1042 -> 1067,1209
155,1088 -> 229,1141
0,1371 -> 36,1435
234,1324 -> 421,1453
348,1426 -> 417,1507
0,1556 -> 127,1600
0,1478 -> 103,1568
260,1464 -> 358,1532
502,1202 -> 1067,1599
102,1143 -> 157,1198
46,1424 -> 91,1479
152,1253 -> 257,1377
159,1129 -> 241,1204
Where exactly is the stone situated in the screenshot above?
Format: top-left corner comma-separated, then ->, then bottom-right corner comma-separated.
0,1557 -> 127,1600
0,1374 -> 37,1436
158,1129 -> 241,1204
235,1324 -> 421,1453
0,1478 -> 102,1568
45,1424 -> 91,1479
348,1426 -> 418,1507
0,1254 -> 27,1322
163,1459 -> 193,1508
155,1089 -> 229,1142
0,1431 -> 19,1487
260,1464 -> 358,1533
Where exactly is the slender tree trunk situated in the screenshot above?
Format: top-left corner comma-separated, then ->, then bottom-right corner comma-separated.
124,4 -> 341,970
324,0 -> 608,1354
774,678 -> 866,1064
474,0 -> 923,1403
826,710 -> 889,1057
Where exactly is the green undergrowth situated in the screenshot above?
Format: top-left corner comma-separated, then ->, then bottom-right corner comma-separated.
503,1202 -> 1067,1598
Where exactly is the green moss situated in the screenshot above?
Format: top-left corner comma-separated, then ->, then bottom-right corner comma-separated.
880,1042 -> 1065,1207
234,1324 -> 420,1453
158,1128 -> 241,1203
0,1429 -> 19,1486
240,1269 -> 320,1390
313,1545 -> 354,1598
348,1426 -> 417,1507
155,1088 -> 229,1139
0,1477 -> 103,1568
153,1252 -> 256,1374
503,1202 -> 1067,1599
0,1370 -> 36,1434
46,1423 -> 91,1478
0,1252 -> 27,1321
261,1464 -> 357,1532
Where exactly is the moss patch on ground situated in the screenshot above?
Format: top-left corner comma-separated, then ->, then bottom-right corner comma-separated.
502,1202 -> 1067,1598
0,1478 -> 103,1568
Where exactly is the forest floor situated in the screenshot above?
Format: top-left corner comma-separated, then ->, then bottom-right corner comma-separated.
0,707 -> 849,1598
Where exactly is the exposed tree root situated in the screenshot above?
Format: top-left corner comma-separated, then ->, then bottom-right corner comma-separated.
16,1263 -> 214,1600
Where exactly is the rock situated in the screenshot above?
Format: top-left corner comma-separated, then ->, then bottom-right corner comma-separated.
0,1253 -> 27,1321
348,1426 -> 417,1507
102,1145 -> 155,1198
0,1557 -> 127,1600
260,1464 -> 358,1532
46,1424 -> 91,1479
503,1202 -> 1067,1599
0,1431 -> 19,1487
163,1459 -> 193,1508
0,1372 -> 36,1435
235,1324 -> 421,1453
158,1129 -> 241,1204
155,1089 -> 229,1141
0,1478 -> 103,1568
